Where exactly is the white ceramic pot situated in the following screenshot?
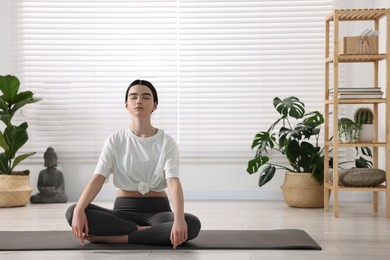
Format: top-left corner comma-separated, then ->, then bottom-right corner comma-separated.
359,124 -> 375,142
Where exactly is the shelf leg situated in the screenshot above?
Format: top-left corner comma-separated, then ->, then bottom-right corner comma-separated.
333,189 -> 339,218
324,188 -> 330,211
373,191 -> 378,213
387,189 -> 390,218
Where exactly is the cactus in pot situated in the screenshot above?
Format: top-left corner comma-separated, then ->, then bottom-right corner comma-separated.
354,108 -> 374,125
354,107 -> 374,142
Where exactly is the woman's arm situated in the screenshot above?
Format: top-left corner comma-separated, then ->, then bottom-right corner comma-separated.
167,177 -> 188,249
72,174 -> 106,245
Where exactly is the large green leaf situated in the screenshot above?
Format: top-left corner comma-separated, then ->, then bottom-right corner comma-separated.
12,123 -> 29,155
0,131 -> 9,151
291,124 -> 314,140
303,111 -> 324,128
247,156 -> 269,174
0,75 -> 20,103
355,156 -> 373,168
311,154 -> 324,185
251,131 -> 275,153
0,96 -> 8,113
11,152 -> 36,171
285,139 -> 300,171
259,165 -> 276,187
298,142 -> 318,172
357,147 -> 372,157
4,122 -> 29,159
273,96 -> 305,119
0,152 -> 10,174
10,93 -> 42,117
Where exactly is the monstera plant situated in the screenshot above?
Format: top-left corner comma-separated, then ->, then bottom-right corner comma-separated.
0,75 -> 41,175
247,96 -> 372,188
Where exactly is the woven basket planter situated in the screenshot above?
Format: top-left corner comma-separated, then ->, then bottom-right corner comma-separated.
281,172 -> 324,208
0,175 -> 33,208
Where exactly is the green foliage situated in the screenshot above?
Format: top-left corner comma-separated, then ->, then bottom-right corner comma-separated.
0,75 -> 41,175
247,96 -> 372,188
247,96 -> 325,186
338,117 -> 362,143
354,107 -> 374,124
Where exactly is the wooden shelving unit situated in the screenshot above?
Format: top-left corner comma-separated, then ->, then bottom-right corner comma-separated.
324,9 -> 390,218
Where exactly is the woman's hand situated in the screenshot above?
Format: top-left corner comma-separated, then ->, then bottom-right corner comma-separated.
70,174 -> 106,246
71,208 -> 89,246
170,218 -> 188,249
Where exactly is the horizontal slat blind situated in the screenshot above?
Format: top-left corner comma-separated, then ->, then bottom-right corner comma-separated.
12,0 -> 334,163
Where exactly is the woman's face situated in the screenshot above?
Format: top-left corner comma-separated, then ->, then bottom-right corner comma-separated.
125,84 -> 157,116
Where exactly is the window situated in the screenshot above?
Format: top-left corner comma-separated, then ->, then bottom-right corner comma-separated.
13,0 -> 334,162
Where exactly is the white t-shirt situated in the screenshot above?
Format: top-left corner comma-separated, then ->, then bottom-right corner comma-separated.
94,128 -> 179,194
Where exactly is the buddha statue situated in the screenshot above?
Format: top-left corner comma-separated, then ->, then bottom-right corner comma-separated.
30,147 -> 68,203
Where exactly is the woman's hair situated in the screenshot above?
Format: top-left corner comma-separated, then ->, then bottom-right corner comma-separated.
125,79 -> 158,104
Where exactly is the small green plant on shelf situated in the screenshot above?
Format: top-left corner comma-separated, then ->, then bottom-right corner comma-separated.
338,117 -> 361,143
354,107 -> 375,142
354,107 -> 374,125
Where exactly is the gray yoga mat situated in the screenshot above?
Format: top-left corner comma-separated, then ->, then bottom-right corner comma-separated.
0,229 -> 321,251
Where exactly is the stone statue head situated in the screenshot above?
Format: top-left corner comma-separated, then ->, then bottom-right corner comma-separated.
44,147 -> 58,167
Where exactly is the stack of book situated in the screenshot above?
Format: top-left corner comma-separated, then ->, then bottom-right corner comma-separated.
329,88 -> 383,99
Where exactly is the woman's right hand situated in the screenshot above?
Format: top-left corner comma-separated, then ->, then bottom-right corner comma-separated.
70,174 -> 106,246
71,207 -> 89,246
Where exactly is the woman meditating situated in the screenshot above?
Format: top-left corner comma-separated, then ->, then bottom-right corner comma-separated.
66,79 -> 201,249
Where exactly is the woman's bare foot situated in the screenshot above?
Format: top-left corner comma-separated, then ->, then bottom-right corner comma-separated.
85,226 -> 151,244
137,225 -> 151,231
86,234 -> 128,244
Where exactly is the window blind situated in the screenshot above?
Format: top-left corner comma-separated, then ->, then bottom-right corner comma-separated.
12,0 -> 334,163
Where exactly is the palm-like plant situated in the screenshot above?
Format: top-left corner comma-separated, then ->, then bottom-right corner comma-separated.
0,75 -> 41,175
247,96 -> 371,187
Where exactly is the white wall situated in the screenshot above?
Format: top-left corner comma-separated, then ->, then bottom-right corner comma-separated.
1,0 -> 386,203
0,0 -> 12,75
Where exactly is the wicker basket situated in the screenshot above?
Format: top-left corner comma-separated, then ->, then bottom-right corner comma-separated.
0,175 -> 33,208
281,172 -> 324,208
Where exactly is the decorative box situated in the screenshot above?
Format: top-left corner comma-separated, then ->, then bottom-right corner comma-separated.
340,36 -> 378,55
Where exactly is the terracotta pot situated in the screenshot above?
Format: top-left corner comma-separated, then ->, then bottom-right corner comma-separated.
0,175 -> 33,207
280,172 -> 324,208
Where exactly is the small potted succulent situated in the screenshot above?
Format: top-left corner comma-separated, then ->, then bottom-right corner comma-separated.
354,107 -> 374,142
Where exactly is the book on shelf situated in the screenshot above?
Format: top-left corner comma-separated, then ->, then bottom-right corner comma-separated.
329,87 -> 383,98
329,87 -> 383,93
335,94 -> 383,99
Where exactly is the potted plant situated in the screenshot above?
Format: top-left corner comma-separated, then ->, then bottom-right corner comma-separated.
338,117 -> 362,143
354,107 -> 374,142
0,75 -> 41,207
246,96 -> 372,208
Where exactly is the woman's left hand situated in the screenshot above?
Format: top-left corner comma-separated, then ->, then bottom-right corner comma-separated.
170,218 -> 188,249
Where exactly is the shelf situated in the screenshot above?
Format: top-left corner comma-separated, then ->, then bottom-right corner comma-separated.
326,54 -> 386,63
325,183 -> 387,192
326,98 -> 386,104
325,141 -> 386,147
326,8 -> 388,22
324,8 -> 390,218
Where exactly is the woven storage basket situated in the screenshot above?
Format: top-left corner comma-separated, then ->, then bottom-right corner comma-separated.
281,172 -> 324,208
0,175 -> 33,207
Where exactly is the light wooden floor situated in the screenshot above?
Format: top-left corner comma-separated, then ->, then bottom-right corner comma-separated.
0,200 -> 389,260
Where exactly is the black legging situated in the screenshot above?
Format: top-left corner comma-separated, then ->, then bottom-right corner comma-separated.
65,197 -> 201,245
